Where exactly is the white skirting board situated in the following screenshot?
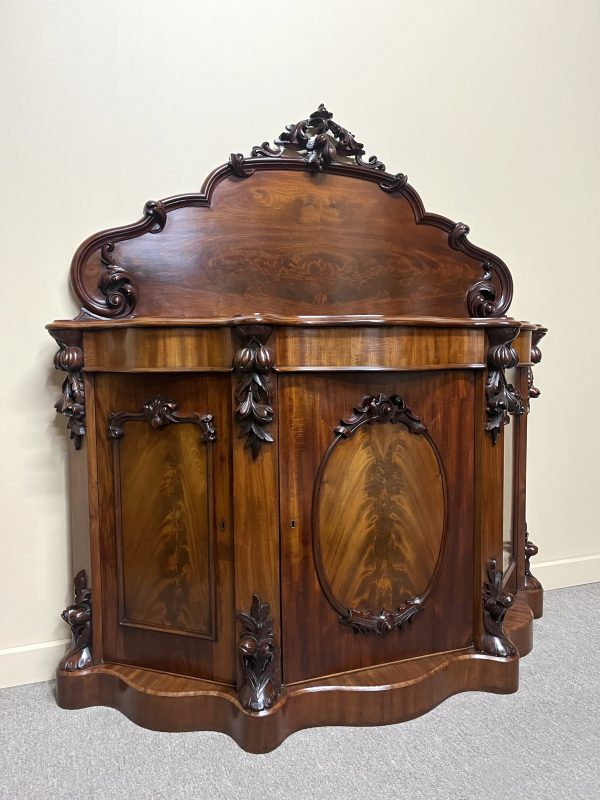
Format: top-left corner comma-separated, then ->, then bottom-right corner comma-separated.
0,639 -> 70,689
534,554 -> 600,591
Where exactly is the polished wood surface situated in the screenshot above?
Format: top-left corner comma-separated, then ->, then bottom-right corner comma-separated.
49,104 -> 546,752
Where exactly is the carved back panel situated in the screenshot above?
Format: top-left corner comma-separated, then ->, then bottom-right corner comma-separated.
70,106 -> 513,321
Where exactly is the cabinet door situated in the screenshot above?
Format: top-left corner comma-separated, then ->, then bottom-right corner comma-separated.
94,373 -> 234,684
279,371 -> 475,684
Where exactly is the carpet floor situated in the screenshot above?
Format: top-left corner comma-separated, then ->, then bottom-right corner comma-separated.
1,583 -> 599,800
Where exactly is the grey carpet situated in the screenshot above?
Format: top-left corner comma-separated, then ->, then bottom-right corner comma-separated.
1,583 -> 599,800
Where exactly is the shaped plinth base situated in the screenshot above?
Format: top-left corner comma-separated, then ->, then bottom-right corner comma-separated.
56,594 -> 534,753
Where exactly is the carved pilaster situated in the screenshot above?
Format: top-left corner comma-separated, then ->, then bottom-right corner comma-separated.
485,327 -> 523,444
59,570 -> 92,671
233,326 -> 274,459
482,559 -> 517,658
53,340 -> 85,450
528,328 -> 547,401
237,595 -> 281,712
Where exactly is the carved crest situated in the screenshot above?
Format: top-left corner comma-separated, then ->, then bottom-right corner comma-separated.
482,559 -> 517,658
60,570 -> 93,671
237,595 -> 281,712
335,393 -> 428,438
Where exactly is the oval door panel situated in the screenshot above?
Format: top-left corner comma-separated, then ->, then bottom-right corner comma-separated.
313,395 -> 446,626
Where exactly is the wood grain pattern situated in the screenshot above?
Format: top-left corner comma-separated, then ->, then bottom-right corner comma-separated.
276,326 -> 485,370
115,422 -> 214,637
71,171 -> 511,321
84,328 -> 232,371
279,371 -> 474,683
316,423 -> 445,610
94,372 -> 235,683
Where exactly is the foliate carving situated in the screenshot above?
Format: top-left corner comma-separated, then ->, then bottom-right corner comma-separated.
448,221 -> 470,249
237,595 -> 281,712
98,243 -> 138,317
234,327 -> 274,459
482,559 -> 517,658
340,599 -> 423,637
467,262 -> 497,318
59,570 -> 92,671
108,396 -> 216,440
524,528 -> 543,591
335,393 -> 427,439
54,343 -> 85,450
485,328 -> 523,444
528,328 -> 546,400
71,199 -> 166,319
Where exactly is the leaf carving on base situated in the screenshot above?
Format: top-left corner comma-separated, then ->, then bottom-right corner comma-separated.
60,570 -> 92,671
237,595 -> 281,712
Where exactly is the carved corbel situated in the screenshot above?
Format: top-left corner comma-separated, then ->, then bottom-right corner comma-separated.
237,595 -> 281,712
482,559 -> 517,658
233,326 -> 274,458
528,328 -> 547,401
53,339 -> 86,449
485,327 -> 523,444
59,570 -> 92,671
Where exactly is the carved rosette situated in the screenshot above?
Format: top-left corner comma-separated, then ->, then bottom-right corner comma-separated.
528,328 -> 546,401
237,595 -> 281,712
108,396 -> 216,440
54,342 -> 86,450
485,328 -> 523,444
482,559 -> 517,658
233,327 -> 274,459
59,570 -> 92,671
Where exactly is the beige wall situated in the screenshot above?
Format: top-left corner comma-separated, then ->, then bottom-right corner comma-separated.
1,0 -> 598,687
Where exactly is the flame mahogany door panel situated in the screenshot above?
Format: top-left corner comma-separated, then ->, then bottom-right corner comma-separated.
94,372 -> 235,684
279,370 -> 475,684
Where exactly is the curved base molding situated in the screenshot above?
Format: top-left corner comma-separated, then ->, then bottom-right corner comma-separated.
56,596 -> 535,753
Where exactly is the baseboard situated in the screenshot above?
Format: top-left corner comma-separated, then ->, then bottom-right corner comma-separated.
0,639 -> 70,689
534,554 -> 600,591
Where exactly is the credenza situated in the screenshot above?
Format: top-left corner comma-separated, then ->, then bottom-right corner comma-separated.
48,105 -> 546,752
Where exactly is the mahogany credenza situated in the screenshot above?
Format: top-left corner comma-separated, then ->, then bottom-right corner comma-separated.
48,105 -> 546,752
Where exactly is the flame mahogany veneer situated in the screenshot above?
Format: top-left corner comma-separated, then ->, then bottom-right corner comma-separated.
48,105 -> 546,752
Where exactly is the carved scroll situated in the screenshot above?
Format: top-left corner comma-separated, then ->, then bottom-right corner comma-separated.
108,396 -> 216,440
340,601 -> 423,637
485,328 -> 523,444
233,326 -> 274,459
98,242 -> 138,317
482,559 -> 517,658
528,328 -> 547,401
59,570 -> 92,671
237,595 -> 281,712
54,342 -> 86,450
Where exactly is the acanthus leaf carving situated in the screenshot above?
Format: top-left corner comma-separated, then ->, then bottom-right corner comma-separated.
108,396 -> 216,440
467,261 -> 498,318
482,558 -> 517,658
340,599 -> 423,637
237,595 -> 281,712
59,570 -> 93,671
98,242 -> 138,317
485,328 -> 523,444
335,393 -> 427,439
233,327 -> 274,459
524,527 -> 542,592
528,328 -> 546,401
53,341 -> 85,450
